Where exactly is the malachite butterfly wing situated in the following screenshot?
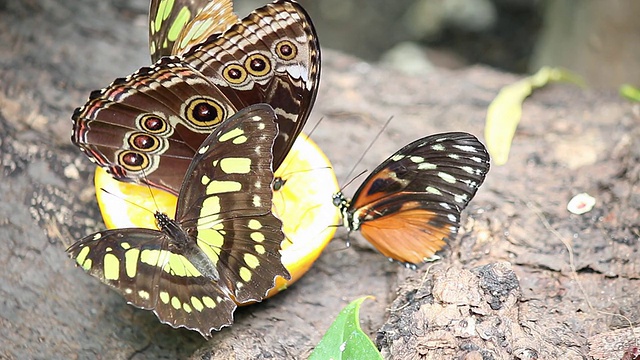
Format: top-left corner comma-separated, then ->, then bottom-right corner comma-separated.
333,132 -> 490,266
149,0 -> 239,62
68,104 -> 290,337
72,0 -> 321,195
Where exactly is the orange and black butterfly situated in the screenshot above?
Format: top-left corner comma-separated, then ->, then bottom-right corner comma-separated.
332,132 -> 490,267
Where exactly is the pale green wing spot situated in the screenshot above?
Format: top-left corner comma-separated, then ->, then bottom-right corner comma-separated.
196,231 -> 223,262
191,296 -> 204,311
154,0 -> 174,33
140,248 -> 163,266
165,253 -> 202,277
178,18 -> 215,50
197,228 -> 224,247
232,135 -> 248,144
76,246 -> 91,269
219,157 -> 251,174
250,232 -> 265,242
248,219 -> 262,230
239,267 -> 252,282
200,174 -> 210,185
244,253 -> 260,269
171,296 -> 181,310
254,245 -> 266,255
160,291 -> 170,304
202,296 -> 216,308
200,196 -> 221,216
104,253 -> 120,281
219,128 -> 244,142
124,248 -> 140,278
168,7 -> 192,42
206,180 -> 241,194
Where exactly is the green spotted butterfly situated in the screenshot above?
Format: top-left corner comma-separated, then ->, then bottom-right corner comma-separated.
68,104 -> 289,337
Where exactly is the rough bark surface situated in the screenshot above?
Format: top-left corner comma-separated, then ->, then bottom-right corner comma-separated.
1,1 -> 639,359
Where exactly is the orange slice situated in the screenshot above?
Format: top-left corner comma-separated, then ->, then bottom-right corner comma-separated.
94,132 -> 339,301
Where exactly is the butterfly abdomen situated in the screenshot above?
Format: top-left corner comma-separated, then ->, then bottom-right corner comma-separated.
155,212 -> 223,283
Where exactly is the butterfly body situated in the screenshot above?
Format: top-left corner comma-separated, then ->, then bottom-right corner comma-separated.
334,132 -> 490,266
68,104 -> 289,337
155,211 -> 221,281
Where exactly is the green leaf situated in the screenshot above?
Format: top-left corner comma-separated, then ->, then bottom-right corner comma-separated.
620,84 -> 640,102
484,67 -> 585,165
309,296 -> 382,360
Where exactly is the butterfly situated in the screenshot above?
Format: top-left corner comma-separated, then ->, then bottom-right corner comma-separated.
332,132 -> 490,266
72,0 -> 320,196
67,104 -> 290,337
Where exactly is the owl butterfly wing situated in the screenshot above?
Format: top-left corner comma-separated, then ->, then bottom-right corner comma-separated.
149,0 -> 239,62
176,104 -> 290,304
67,229 -> 237,337
351,132 -> 490,265
72,57 -> 240,195
184,0 -> 321,170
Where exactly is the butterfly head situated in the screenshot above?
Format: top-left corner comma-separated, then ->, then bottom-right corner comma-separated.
332,191 -> 359,231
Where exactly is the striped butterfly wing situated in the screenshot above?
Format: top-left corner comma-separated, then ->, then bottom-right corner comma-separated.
73,0 -> 320,195
175,104 -> 290,303
184,0 -> 321,170
339,132 -> 490,266
149,0 -> 239,62
68,104 -> 287,337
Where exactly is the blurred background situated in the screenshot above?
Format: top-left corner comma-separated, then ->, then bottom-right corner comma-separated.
4,0 -> 638,89
237,0 -> 639,89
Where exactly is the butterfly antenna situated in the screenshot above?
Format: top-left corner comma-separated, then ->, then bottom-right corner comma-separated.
339,169 -> 367,192
279,165 -> 333,181
343,115 -> 394,183
274,115 -> 332,183
306,115 -> 324,138
99,188 -> 155,215
279,115 -> 326,172
139,167 -> 161,213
